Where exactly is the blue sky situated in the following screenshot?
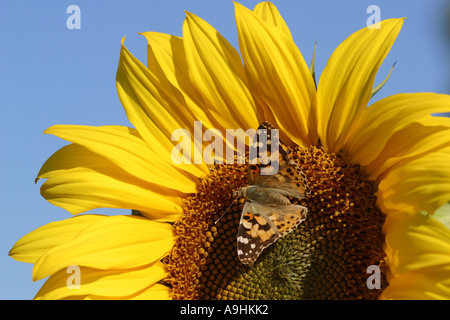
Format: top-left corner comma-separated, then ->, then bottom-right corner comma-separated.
0,0 -> 448,300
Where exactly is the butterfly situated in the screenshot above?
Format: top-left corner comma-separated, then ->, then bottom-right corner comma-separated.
236,121 -> 309,265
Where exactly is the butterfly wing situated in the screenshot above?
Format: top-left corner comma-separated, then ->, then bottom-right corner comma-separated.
237,201 -> 280,264
249,122 -> 309,199
265,202 -> 308,237
262,158 -> 310,200
248,122 -> 284,185
237,200 -> 308,264
238,121 -> 309,264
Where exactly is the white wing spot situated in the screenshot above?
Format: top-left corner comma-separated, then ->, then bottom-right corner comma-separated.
237,236 -> 248,244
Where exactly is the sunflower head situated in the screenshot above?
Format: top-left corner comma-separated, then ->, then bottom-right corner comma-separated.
9,1 -> 450,300
165,144 -> 387,300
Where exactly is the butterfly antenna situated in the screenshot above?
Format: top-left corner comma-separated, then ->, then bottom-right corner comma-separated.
215,192 -> 240,225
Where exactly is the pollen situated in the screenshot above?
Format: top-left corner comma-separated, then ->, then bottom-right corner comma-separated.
163,146 -> 387,300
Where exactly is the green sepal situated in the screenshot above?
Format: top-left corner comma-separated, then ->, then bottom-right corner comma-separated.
309,40 -> 317,89
371,61 -> 396,98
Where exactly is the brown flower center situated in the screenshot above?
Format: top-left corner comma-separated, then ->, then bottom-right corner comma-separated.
163,146 -> 387,300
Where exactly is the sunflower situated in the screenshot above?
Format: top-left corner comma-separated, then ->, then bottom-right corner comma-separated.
9,2 -> 450,300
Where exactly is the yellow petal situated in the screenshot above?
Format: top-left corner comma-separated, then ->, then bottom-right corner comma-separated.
129,283 -> 171,300
35,262 -> 167,300
346,93 -> 450,168
141,30 -> 228,163
381,212 -> 450,299
9,215 -> 106,264
141,31 -> 248,164
33,215 -> 175,281
44,125 -> 197,194
253,2 -> 292,38
235,2 -> 317,147
140,32 -> 212,128
379,265 -> 450,300
37,143 -> 183,219
317,18 -> 404,152
85,283 -> 171,300
75,283 -> 170,300
365,116 -> 450,179
377,146 -> 450,215
117,39 -> 209,178
383,212 -> 450,276
182,11 -> 259,131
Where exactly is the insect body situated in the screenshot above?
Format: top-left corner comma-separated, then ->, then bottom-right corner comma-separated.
236,122 -> 309,265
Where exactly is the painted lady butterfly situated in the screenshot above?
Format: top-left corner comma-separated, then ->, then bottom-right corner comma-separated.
236,122 -> 309,265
